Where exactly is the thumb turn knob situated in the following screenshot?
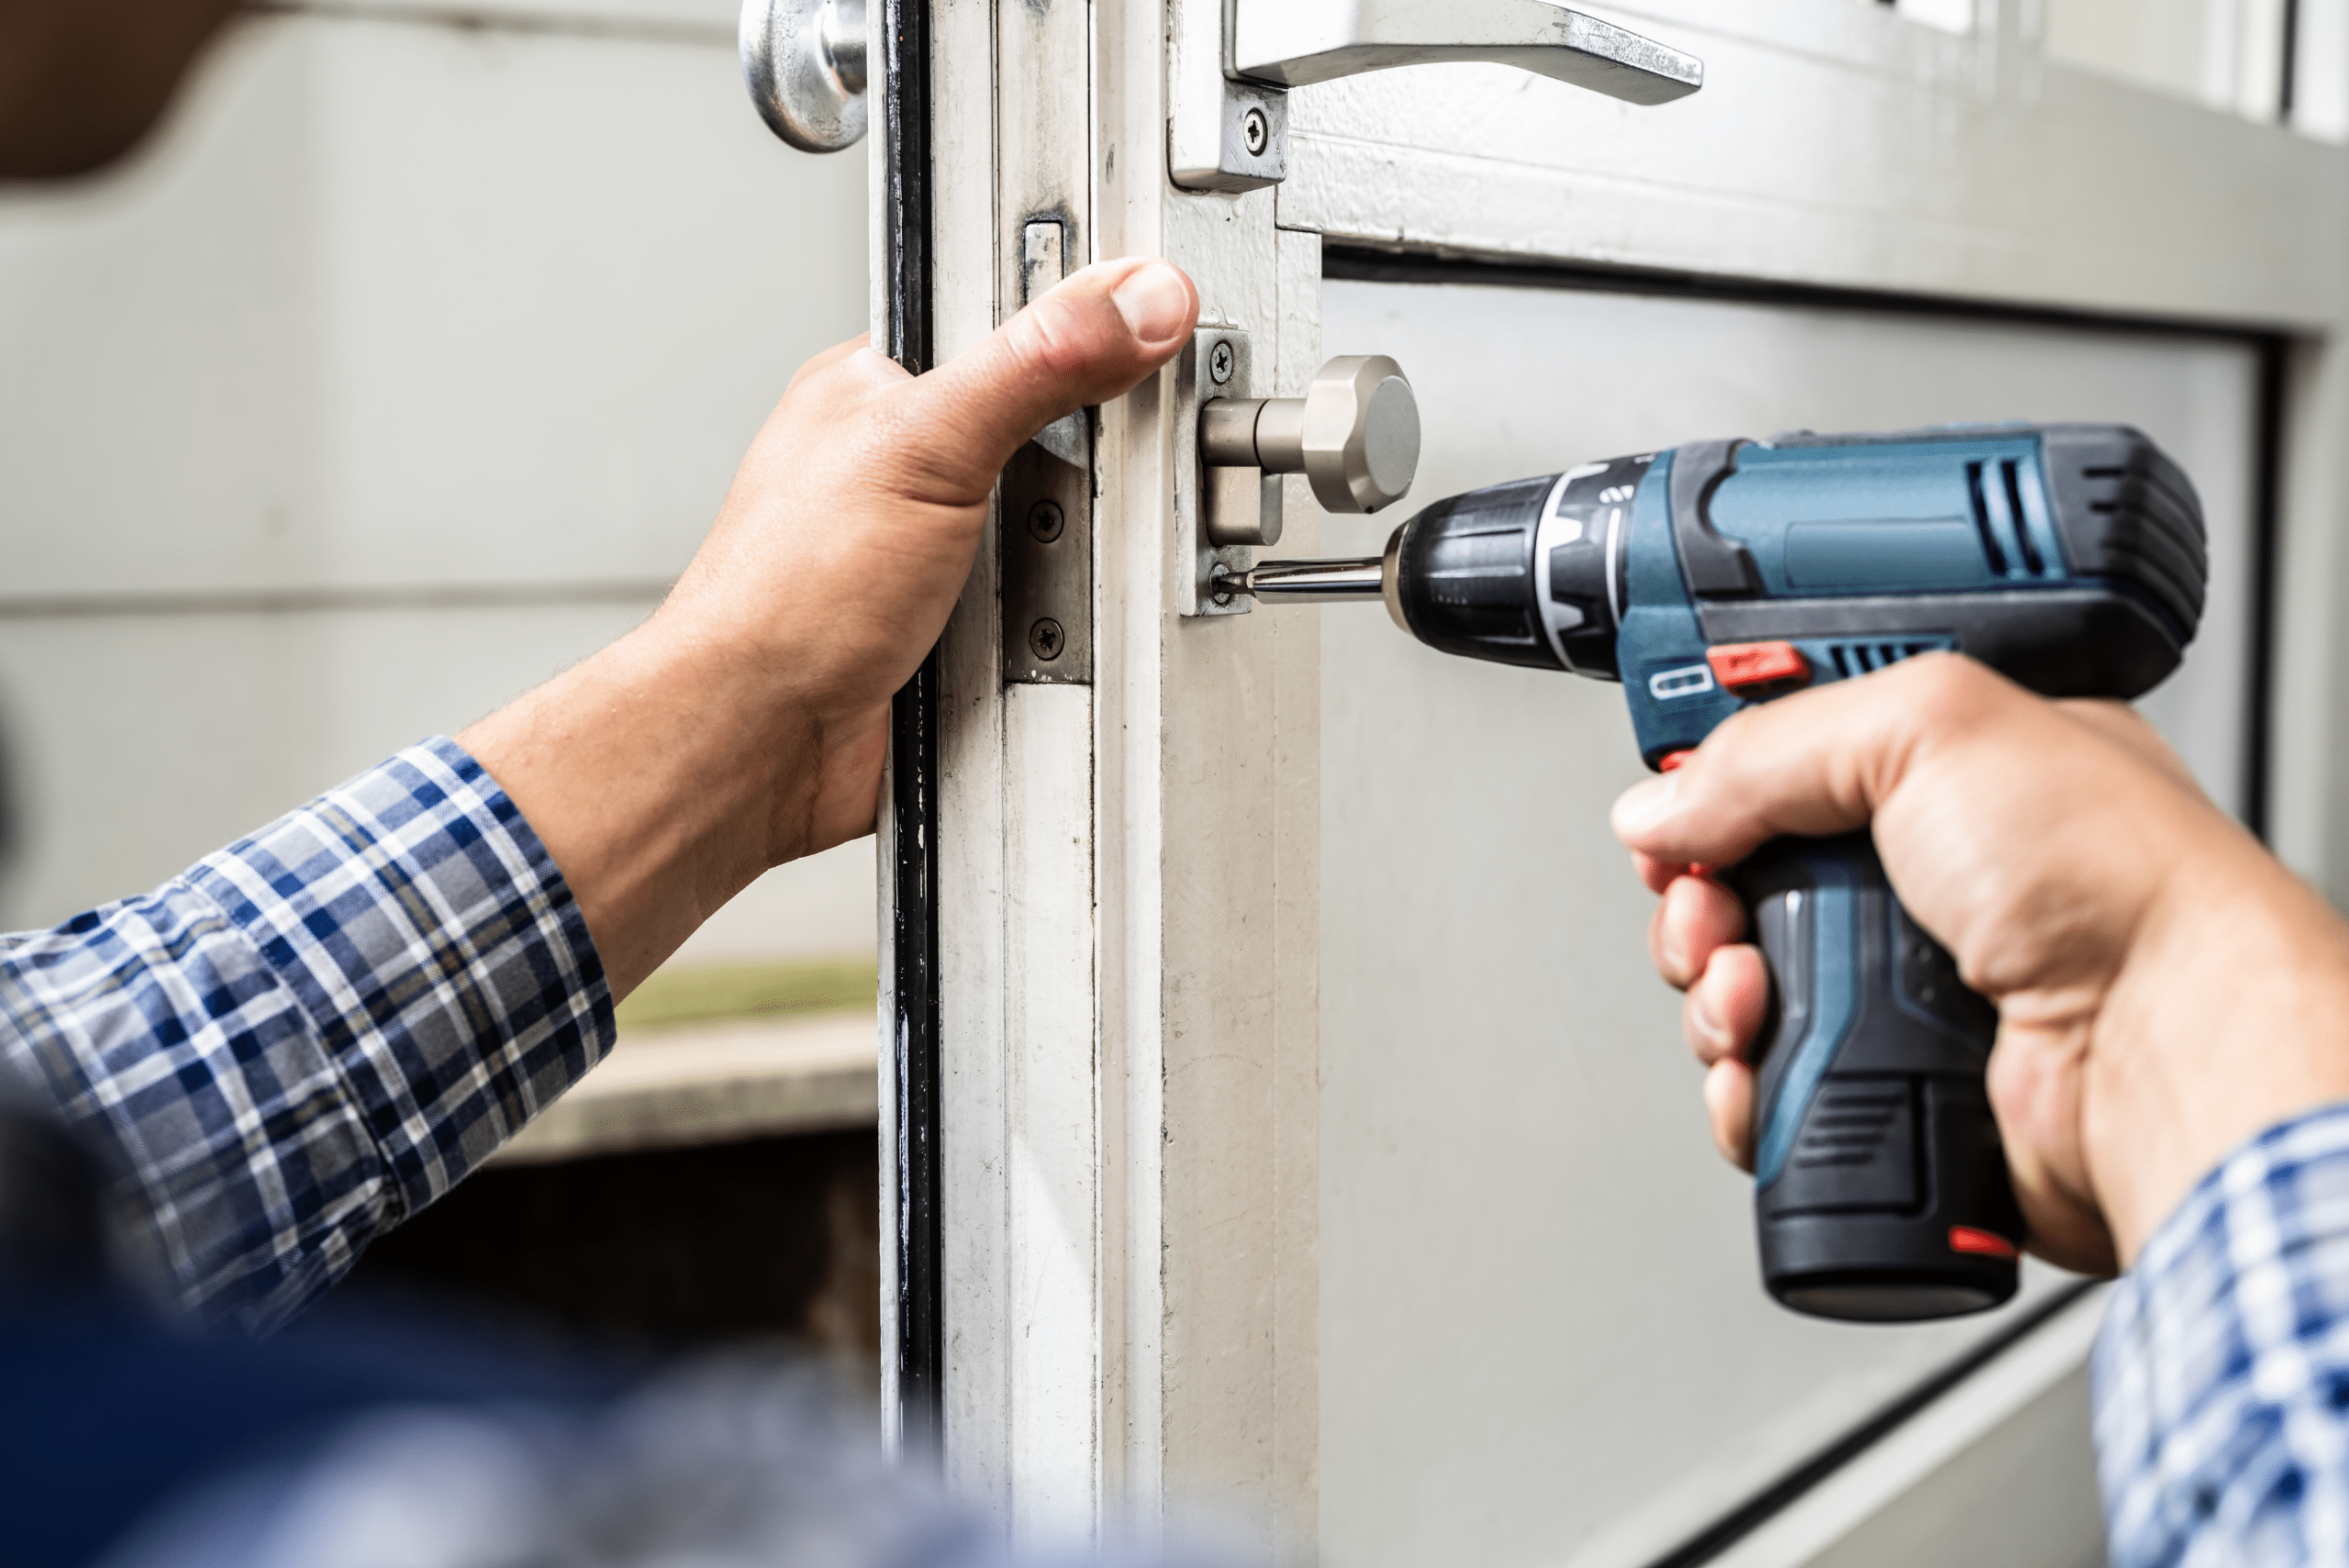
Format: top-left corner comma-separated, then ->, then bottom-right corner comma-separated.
1203,355 -> 1422,516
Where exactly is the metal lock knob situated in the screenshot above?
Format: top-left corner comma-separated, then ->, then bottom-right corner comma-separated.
740,0 -> 868,153
1201,356 -> 1422,545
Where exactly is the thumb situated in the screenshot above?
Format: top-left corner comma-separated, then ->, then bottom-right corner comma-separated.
1609,652 -> 2023,868
884,257 -> 1198,504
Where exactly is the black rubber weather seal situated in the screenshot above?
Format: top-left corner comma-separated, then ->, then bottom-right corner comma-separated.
2283,0 -> 2303,122
2243,335 -> 2289,842
883,0 -> 944,1460
1324,244 -> 2285,344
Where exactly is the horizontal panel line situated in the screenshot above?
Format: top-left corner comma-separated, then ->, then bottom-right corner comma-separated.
1642,1279 -> 2101,1568
249,1 -> 735,47
0,578 -> 674,621
1325,242 -> 2295,345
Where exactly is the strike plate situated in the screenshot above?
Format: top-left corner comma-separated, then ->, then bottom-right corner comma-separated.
1004,217 -> 1095,683
1177,328 -> 1256,618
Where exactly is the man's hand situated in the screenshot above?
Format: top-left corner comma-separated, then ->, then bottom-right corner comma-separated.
461,258 -> 1199,996
1609,652 -> 2349,1272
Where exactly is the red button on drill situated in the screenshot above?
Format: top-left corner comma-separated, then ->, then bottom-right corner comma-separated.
1707,641 -> 1811,697
1948,1226 -> 2020,1261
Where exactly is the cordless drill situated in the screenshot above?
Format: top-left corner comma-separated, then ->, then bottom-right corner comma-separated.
1230,424 -> 2207,1322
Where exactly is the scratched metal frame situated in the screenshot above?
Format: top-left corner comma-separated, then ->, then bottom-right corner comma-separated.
898,0 -> 2349,1562
897,0 -> 1322,1549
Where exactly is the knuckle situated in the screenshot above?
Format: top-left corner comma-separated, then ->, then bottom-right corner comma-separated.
1890,650 -> 2001,729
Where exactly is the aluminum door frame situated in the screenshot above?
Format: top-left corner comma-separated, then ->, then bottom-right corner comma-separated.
881,0 -> 1324,1554
886,0 -> 2349,1559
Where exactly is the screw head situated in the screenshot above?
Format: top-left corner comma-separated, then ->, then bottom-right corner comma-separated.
1027,498 -> 1064,542
1241,106 -> 1270,158
1029,617 -> 1065,662
1208,340 -> 1234,385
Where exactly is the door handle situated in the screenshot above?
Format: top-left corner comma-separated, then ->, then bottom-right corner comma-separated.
740,0 -> 868,153
1233,0 -> 1702,104
1176,0 -> 1702,191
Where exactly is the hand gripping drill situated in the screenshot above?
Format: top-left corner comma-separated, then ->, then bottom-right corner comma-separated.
1227,424 -> 2207,1321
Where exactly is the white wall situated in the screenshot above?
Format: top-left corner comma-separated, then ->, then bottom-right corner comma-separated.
0,4 -> 876,966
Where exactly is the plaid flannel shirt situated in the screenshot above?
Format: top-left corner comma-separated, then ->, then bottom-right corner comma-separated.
0,738 -> 611,1331
2097,1102 -> 2349,1566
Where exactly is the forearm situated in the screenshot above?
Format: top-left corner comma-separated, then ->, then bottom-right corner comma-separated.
2086,842 -> 2349,1262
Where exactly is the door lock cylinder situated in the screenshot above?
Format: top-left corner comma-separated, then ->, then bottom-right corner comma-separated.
1200,355 -> 1423,547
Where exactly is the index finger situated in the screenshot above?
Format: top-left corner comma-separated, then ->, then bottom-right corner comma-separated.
1608,652 -> 2038,869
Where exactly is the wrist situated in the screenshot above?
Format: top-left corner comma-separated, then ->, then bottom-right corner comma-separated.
460,617 -> 819,995
2087,836 -> 2349,1264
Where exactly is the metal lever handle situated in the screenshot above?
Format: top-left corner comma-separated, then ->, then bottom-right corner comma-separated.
741,0 -> 869,152
1201,355 -> 1421,541
1233,0 -> 1702,104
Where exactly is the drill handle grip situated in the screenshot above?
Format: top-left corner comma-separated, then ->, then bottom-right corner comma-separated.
1733,833 -> 2024,1321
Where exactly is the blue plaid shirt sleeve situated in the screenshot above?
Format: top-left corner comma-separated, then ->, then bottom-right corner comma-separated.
2094,1102 -> 2349,1566
0,738 -> 613,1332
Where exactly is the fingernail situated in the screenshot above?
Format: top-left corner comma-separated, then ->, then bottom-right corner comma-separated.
1689,992 -> 1720,1044
1111,262 -> 1192,347
1610,775 -> 1679,839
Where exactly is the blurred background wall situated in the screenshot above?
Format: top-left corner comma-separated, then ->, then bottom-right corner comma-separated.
0,0 -> 875,977
5,0 -> 2346,1038
1894,0 -> 2349,133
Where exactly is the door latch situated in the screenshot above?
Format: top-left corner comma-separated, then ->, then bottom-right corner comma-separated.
1173,0 -> 1704,193
1179,332 -> 1422,617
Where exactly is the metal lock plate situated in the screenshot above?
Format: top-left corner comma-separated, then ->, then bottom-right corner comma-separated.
1176,328 -> 1258,618
1003,217 -> 1094,683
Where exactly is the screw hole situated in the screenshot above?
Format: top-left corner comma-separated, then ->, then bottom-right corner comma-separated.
1029,618 -> 1066,662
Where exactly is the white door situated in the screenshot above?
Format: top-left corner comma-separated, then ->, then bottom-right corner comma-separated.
848,1 -> 2349,1562
1315,273 -> 2265,1568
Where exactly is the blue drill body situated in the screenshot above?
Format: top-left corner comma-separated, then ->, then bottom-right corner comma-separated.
1380,423 -> 2206,1321
1601,430 -> 2194,765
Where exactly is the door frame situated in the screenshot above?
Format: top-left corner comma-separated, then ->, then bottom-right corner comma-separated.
876,0 -> 2349,1558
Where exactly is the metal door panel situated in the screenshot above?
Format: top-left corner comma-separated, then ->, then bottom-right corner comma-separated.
909,0 -> 2347,1557
1316,274 -> 2258,1568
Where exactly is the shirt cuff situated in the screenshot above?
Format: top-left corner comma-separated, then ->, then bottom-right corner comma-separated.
185,738 -> 614,1302
2092,1100 -> 2349,1565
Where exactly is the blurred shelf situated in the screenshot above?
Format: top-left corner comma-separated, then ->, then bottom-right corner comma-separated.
495,1008 -> 879,1165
